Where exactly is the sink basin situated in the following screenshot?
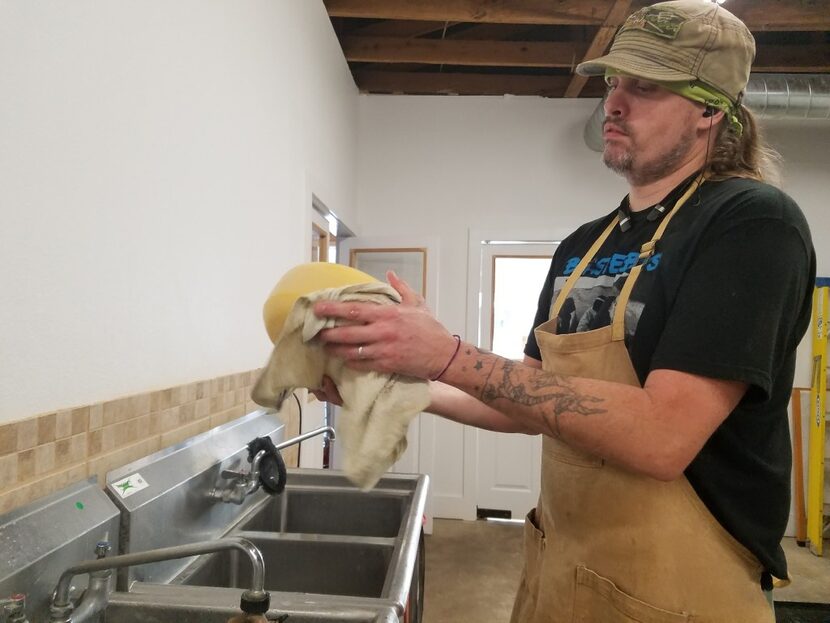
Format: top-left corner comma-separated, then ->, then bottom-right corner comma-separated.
159,471 -> 426,613
236,489 -> 407,538
173,535 -> 394,598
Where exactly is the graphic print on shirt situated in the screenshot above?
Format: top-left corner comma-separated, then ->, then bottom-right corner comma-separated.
552,250 -> 662,338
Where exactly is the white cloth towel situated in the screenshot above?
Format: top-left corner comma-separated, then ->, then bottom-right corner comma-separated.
251,282 -> 430,490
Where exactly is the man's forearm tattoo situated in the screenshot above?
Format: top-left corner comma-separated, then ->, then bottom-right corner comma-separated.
477,358 -> 605,438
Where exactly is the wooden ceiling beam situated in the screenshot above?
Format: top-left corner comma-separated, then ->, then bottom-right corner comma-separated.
445,23 -> 543,41
754,44 -> 830,73
343,36 -> 586,68
353,70 -> 601,97
342,20 -> 452,38
325,0 -> 609,26
336,21 -> 547,44
725,0 -> 830,31
564,0 -> 631,98
347,43 -> 830,76
327,0 -> 830,30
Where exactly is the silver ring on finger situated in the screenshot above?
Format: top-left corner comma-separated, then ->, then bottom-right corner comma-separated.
357,345 -> 365,359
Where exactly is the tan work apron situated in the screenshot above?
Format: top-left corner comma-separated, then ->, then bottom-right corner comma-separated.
510,179 -> 773,623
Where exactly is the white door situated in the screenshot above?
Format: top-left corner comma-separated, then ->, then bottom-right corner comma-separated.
466,234 -> 558,520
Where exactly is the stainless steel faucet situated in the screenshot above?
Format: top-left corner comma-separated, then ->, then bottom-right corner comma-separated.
210,425 -> 336,504
49,537 -> 268,623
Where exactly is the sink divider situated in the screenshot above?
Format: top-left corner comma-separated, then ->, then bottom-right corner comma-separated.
230,531 -> 399,547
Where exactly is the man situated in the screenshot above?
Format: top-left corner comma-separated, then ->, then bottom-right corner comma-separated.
313,1 -> 815,620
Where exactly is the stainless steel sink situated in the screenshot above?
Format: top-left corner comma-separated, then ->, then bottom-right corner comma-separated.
236,489 -> 406,538
126,469 -> 427,623
173,535 -> 394,598
101,415 -> 427,623
162,471 -> 425,610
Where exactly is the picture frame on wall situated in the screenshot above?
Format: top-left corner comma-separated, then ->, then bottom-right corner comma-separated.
349,248 -> 427,297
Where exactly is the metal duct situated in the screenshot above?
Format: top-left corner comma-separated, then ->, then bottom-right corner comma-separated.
583,73 -> 830,152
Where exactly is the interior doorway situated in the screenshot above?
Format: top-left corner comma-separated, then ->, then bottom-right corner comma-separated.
302,196 -> 352,469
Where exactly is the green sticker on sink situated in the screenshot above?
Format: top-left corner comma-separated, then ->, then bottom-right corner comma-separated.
75,501 -> 85,510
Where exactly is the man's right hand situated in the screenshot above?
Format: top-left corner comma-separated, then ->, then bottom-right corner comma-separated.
310,375 -> 344,406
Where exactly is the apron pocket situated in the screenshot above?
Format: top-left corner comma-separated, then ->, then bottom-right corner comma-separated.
572,566 -> 692,623
510,508 -> 547,623
523,508 -> 546,597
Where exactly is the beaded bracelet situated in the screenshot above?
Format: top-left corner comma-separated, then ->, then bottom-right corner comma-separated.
430,334 -> 462,382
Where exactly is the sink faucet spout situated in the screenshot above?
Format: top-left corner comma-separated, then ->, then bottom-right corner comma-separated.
275,425 -> 335,451
50,537 -> 267,622
211,425 -> 336,504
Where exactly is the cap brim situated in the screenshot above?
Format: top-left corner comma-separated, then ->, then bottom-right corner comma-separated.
576,50 -> 696,84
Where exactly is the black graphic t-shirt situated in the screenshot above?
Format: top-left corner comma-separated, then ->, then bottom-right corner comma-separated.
524,177 -> 816,579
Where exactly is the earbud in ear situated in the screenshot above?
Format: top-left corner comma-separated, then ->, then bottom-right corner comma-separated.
702,106 -> 715,118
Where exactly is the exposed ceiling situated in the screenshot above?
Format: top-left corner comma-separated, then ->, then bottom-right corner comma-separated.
324,0 -> 830,98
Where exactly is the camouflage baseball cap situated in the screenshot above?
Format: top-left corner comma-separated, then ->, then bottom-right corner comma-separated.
576,0 -> 755,104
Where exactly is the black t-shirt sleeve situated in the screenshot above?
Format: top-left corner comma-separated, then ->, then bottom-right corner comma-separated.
650,216 -> 813,401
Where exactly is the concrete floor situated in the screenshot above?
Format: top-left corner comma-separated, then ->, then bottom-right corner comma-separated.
423,518 -> 523,623
423,519 -> 830,623
777,538 -> 830,604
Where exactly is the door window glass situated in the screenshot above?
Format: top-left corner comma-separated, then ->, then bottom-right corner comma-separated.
491,256 -> 552,359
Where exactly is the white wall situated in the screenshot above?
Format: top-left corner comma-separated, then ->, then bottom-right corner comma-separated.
765,119 -> 830,276
0,0 -> 358,423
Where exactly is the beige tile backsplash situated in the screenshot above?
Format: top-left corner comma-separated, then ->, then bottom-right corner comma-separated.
0,369 -> 301,515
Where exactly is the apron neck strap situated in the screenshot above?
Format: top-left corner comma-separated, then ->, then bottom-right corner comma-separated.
610,173 -> 705,340
549,173 -> 705,335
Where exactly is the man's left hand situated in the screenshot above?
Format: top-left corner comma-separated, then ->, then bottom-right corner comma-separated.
314,271 -> 458,380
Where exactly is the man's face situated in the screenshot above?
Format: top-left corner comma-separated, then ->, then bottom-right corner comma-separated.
602,76 -> 704,186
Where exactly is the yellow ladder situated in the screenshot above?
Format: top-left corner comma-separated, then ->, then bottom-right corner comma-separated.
807,282 -> 830,556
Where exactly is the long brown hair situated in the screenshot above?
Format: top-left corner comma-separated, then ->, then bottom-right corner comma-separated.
705,105 -> 782,186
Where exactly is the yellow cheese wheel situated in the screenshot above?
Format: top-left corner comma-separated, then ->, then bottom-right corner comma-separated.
263,262 -> 379,343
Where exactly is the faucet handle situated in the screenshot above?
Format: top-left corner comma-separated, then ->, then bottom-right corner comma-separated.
3,594 -> 27,623
220,469 -> 249,482
95,542 -> 111,559
246,438 -> 286,496
0,593 -> 25,606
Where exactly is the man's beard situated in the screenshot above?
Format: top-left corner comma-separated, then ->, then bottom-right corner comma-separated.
603,122 -> 696,186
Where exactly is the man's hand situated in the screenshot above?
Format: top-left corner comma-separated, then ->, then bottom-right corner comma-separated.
314,271 -> 458,380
